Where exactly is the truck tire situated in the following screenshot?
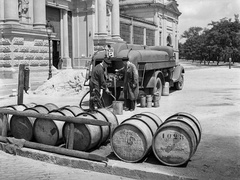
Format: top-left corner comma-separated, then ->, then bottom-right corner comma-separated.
174,74 -> 184,90
154,77 -> 163,98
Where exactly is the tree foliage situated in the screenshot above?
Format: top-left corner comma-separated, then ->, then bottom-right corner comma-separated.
181,27 -> 203,39
179,14 -> 240,63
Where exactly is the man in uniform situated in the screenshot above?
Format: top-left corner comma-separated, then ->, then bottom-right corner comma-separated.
115,57 -> 139,111
89,57 -> 111,110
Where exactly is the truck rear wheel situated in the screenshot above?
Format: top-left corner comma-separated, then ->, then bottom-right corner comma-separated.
174,74 -> 184,90
153,77 -> 163,98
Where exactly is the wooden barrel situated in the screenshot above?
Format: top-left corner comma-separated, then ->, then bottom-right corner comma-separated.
94,108 -> 119,134
137,112 -> 163,127
0,105 -> 19,134
24,103 -> 37,108
33,105 -> 50,113
152,113 -> 201,166
33,108 -> 74,146
8,104 -> 27,110
10,106 -> 49,141
90,111 -> 110,146
44,103 -> 59,111
4,104 -> 28,132
165,112 -> 202,145
62,112 -> 102,151
131,113 -> 162,135
0,105 -> 18,134
62,106 -> 84,116
0,103 -> 36,135
111,112 -> 162,162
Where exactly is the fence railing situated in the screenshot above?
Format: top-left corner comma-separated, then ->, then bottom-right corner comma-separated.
0,108 -> 110,162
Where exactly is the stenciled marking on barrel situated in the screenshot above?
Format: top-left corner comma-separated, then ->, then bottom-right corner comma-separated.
113,128 -> 145,160
155,129 -> 190,162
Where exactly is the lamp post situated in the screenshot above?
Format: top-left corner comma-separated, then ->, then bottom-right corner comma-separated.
46,21 -> 53,80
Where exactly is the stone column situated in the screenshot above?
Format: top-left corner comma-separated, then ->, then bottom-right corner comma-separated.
4,0 -> 19,24
62,9 -> 72,69
111,0 -> 121,39
143,28 -> 146,45
154,11 -> 160,46
130,17 -> 134,44
0,0 -> 4,24
33,0 -> 46,29
162,16 -> 167,45
97,0 -> 107,37
173,21 -> 176,49
60,9 -> 64,58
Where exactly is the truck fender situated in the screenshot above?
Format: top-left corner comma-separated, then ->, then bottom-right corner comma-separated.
172,65 -> 185,82
144,70 -> 165,88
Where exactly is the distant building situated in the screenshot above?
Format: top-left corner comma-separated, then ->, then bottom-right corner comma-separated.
0,0 -> 181,77
119,0 -> 181,59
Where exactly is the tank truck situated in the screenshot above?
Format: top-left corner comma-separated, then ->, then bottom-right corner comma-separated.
85,42 -> 184,106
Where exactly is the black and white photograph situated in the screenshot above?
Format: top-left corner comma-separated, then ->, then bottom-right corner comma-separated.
0,0 -> 239,179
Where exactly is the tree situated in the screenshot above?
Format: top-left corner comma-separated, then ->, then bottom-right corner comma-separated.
179,15 -> 240,63
205,16 -> 240,63
181,27 -> 203,39
180,27 -> 206,61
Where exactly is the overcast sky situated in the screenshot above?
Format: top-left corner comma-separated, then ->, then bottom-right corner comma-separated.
177,0 -> 240,38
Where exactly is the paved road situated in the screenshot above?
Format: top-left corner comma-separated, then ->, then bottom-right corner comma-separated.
0,60 -> 240,180
0,150 -> 132,180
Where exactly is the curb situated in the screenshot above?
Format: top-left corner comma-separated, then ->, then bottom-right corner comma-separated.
0,142 -> 197,180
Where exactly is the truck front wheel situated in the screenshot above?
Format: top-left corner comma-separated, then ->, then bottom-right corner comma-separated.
174,74 -> 184,90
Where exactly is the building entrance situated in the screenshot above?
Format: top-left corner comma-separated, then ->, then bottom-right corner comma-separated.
52,40 -> 61,69
46,6 -> 61,69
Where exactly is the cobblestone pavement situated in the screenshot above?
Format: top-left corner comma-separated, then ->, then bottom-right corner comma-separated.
0,151 -> 132,180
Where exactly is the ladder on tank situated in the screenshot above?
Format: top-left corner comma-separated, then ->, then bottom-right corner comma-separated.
138,63 -> 146,88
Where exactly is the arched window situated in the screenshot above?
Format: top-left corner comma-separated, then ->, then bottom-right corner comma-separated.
167,34 -> 172,46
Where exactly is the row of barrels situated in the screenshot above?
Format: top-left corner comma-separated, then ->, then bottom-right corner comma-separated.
0,103 -> 119,152
1,104 -> 201,166
110,112 -> 202,166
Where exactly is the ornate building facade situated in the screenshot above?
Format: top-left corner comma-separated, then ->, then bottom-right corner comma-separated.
0,0 -> 181,77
